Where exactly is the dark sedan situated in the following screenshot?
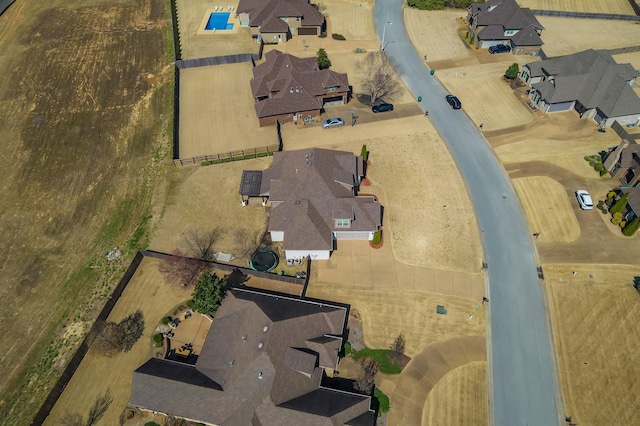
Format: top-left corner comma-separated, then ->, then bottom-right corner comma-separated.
372,102 -> 394,113
445,95 -> 461,110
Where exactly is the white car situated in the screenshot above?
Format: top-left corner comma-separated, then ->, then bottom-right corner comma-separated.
321,117 -> 344,129
576,190 -> 594,210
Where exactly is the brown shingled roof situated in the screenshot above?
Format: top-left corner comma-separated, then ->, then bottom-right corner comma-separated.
130,288 -> 375,425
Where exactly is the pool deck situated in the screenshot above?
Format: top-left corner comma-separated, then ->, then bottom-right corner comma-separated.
197,8 -> 241,35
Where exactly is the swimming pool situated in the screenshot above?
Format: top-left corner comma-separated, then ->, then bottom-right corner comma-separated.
205,12 -> 234,31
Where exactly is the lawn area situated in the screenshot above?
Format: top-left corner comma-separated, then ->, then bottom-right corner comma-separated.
348,345 -> 403,375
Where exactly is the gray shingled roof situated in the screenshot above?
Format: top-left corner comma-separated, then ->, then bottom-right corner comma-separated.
250,148 -> 381,252
620,186 -> 640,216
619,142 -> 640,168
130,288 -> 374,425
238,0 -> 324,29
469,0 -> 543,46
0,0 -> 15,16
527,49 -> 640,117
251,50 -> 349,119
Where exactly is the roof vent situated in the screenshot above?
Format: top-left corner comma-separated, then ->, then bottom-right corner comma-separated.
242,335 -> 247,342
290,87 -> 293,93
258,372 -> 263,379
263,325 -> 269,332
230,360 -> 235,367
258,342 -> 264,349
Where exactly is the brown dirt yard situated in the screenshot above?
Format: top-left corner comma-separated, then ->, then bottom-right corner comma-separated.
538,16 -> 640,57
0,0 -> 172,423
404,9 -> 470,62
178,63 -> 278,158
518,0 -> 635,15
544,264 -> 640,426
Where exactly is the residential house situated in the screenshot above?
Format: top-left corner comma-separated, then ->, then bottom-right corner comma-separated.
237,0 -> 325,43
520,49 -> 640,127
612,186 -> 640,223
239,148 -> 382,261
130,287 -> 376,425
467,0 -> 544,54
251,50 -> 350,127
603,139 -> 640,186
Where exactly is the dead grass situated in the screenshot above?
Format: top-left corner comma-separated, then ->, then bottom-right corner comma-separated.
538,16 -> 640,57
518,0 -> 635,14
512,177 -> 580,243
613,51 -> 640,70
178,63 -> 278,158
404,9 -> 470,62
322,0 -> 376,41
44,257 -> 191,425
305,282 -> 486,358
421,361 -> 488,426
435,61 -> 536,131
544,263 -> 640,426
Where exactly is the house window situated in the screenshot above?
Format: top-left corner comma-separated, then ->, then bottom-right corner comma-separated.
326,87 -> 336,93
336,219 -> 350,228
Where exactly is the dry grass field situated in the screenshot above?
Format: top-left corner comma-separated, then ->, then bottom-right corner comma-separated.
149,157 -> 270,262
321,0 -> 376,41
178,63 -> 277,158
539,17 -> 640,57
544,263 -> 640,426
614,51 -> 640,70
436,61 -> 535,130
404,9 -> 470,62
421,361 -> 488,426
0,0 -> 172,423
512,177 -> 580,243
518,0 -> 635,14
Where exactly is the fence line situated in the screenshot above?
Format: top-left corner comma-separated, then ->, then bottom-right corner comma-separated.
31,251 -> 146,425
172,144 -> 280,166
532,9 -> 640,21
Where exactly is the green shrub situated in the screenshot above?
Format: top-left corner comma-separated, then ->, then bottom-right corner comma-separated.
344,341 -> 352,356
161,316 -> 170,325
589,161 -> 597,167
361,144 -> 368,162
187,300 -> 195,309
623,217 -> 640,236
610,192 -> 629,214
594,164 -> 604,172
372,230 -> 382,245
584,156 -> 591,161
144,423 -> 160,426
374,388 -> 390,415
613,212 -> 623,219
505,63 -> 519,79
351,348 -> 401,374
153,333 -> 164,347
612,216 -> 621,225
599,169 -> 608,177
332,33 -> 346,40
407,0 -> 445,10
620,221 -> 626,228
607,191 -> 616,199
201,160 -> 213,166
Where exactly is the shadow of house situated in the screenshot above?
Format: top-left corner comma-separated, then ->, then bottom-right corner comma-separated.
239,148 -> 382,261
520,49 -> 640,127
237,0 -> 324,44
467,0 -> 544,55
603,139 -> 640,187
130,287 -> 376,425
251,50 -> 350,127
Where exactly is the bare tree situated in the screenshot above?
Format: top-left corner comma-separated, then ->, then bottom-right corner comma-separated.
158,249 -> 208,288
60,389 -> 113,426
354,357 -> 379,394
390,333 -> 406,363
234,228 -> 258,259
356,51 -> 401,104
88,321 -> 125,357
119,310 -> 145,352
182,228 -> 220,261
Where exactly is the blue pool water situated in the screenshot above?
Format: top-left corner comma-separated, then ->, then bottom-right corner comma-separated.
205,12 -> 234,30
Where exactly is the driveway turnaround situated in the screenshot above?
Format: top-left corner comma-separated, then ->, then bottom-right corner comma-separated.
374,2 -> 562,425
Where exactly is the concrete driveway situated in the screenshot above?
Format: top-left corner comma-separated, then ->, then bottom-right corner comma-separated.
374,1 -> 562,425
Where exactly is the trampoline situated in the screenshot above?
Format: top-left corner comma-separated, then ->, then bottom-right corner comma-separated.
250,250 -> 279,272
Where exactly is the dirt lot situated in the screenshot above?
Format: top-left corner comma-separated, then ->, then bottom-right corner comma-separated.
404,9 -> 470,62
178,63 -> 277,158
518,0 -> 635,14
0,0 -> 171,423
436,61 -> 536,131
544,263 -> 640,426
539,16 -> 640,57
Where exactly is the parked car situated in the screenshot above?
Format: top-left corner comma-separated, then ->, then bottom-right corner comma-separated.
575,190 -> 594,210
321,117 -> 344,128
445,95 -> 461,110
489,44 -> 511,54
372,102 -> 394,113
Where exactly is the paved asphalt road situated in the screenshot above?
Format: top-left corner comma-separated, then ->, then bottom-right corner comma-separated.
374,3 -> 562,425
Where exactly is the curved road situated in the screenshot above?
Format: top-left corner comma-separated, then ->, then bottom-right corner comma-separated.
374,3 -> 562,425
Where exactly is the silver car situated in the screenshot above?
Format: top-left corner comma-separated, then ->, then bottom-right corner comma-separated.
321,117 -> 344,128
576,190 -> 594,210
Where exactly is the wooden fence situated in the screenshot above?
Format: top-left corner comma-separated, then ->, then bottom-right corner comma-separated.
172,144 -> 280,166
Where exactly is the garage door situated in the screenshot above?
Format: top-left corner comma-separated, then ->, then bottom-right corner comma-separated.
298,27 -> 317,35
323,96 -> 344,107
